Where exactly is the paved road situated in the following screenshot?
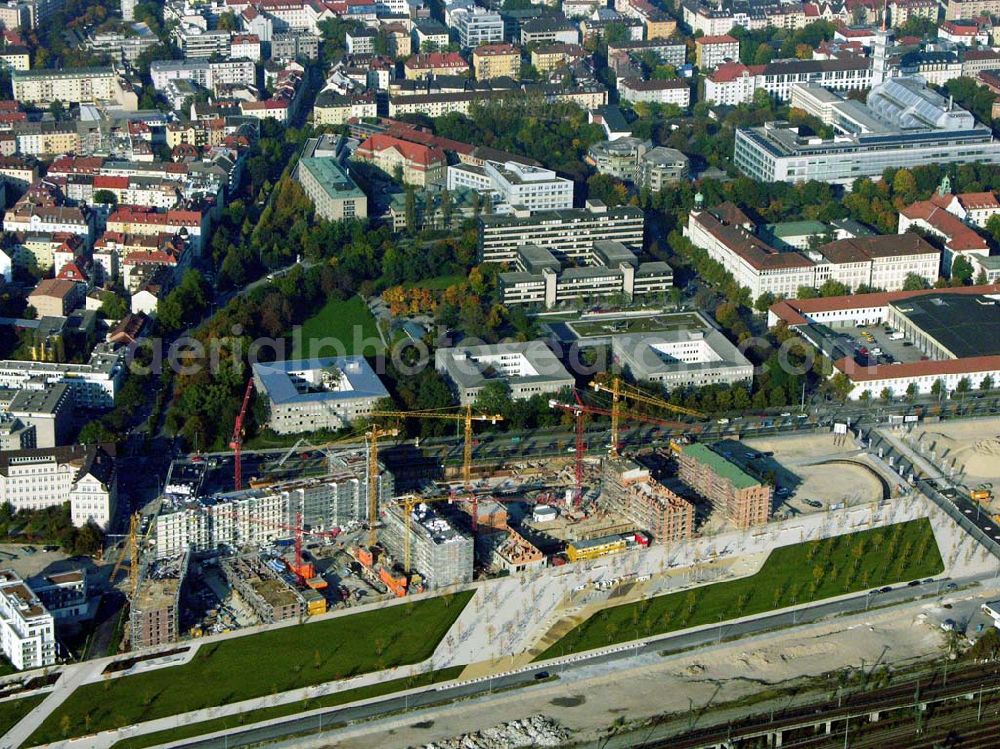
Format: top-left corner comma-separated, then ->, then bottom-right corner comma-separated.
166,576 -> 980,749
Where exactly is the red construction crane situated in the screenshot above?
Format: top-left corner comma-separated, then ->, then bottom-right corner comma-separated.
229,378 -> 254,491
549,394 -> 689,507
209,505 -> 338,587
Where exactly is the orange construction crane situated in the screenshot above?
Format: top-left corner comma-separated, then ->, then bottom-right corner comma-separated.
370,406 -> 503,531
591,376 -> 704,456
229,378 -> 255,491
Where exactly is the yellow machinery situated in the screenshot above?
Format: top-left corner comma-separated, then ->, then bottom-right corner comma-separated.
109,512 -> 152,600
591,376 -> 705,455
370,406 -> 503,490
365,425 -> 399,548
971,483 -> 994,503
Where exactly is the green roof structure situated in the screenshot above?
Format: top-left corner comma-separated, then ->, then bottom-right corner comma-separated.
680,443 -> 760,490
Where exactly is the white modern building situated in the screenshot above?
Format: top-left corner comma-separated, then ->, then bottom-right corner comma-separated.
0,569 -> 56,670
611,319 -> 754,389
436,341 -> 574,405
447,160 -> 573,212
155,455 -> 393,558
452,7 -> 503,49
252,357 -> 390,435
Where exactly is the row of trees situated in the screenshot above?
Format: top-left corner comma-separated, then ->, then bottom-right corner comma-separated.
0,502 -> 103,556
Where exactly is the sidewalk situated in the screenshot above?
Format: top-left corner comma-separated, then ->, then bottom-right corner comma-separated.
39,660 -> 432,749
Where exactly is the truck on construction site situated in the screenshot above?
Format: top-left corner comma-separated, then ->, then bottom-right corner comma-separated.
970,483 -> 993,502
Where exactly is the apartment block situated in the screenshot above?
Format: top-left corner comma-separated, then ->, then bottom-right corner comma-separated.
695,34 -> 739,70
155,455 -> 393,558
601,459 -> 695,542
355,133 -> 447,187
677,443 -> 771,529
253,357 -> 388,435
473,43 -> 520,80
0,569 -> 55,670
381,502 -> 474,589
12,68 -> 136,108
130,553 -> 187,650
296,157 -> 367,222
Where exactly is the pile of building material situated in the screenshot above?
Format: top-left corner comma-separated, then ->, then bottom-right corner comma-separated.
422,714 -> 569,748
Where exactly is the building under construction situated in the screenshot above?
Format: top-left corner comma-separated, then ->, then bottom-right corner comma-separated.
220,554 -> 324,623
381,502 -> 474,589
130,551 -> 189,650
676,443 -> 771,528
601,458 -> 696,542
154,453 -> 394,558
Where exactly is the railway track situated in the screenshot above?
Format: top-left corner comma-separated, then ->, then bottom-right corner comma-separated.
640,662 -> 1000,749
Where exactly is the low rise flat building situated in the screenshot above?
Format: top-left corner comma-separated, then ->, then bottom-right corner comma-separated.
296,157 -> 366,222
479,200 -> 644,263
12,67 -> 136,108
253,357 -> 389,434
499,240 -> 672,309
611,319 -> 754,389
446,159 -> 573,212
436,341 -> 573,405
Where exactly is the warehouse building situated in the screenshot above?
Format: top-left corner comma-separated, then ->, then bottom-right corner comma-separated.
767,284 -> 1000,399
677,443 -> 771,528
381,502 -> 474,589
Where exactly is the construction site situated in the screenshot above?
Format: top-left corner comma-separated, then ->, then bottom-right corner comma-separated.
114,375 -> 912,653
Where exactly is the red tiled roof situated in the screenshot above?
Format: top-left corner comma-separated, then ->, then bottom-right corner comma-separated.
93,175 -> 129,190
697,34 -> 738,44
356,133 -> 447,167
690,210 -> 814,271
709,62 -> 753,83
404,52 -> 468,69
901,200 -> 989,251
769,283 -> 1000,327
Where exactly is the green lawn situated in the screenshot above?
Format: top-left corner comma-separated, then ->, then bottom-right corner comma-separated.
290,296 -> 382,358
29,592 -> 473,746
403,274 -> 465,291
0,695 -> 43,736
107,667 -> 464,749
539,519 -> 943,660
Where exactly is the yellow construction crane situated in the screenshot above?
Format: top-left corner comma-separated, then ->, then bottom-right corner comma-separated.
365,425 -> 399,548
395,493 -> 454,577
109,512 -> 151,600
591,376 -> 705,455
370,406 -> 503,489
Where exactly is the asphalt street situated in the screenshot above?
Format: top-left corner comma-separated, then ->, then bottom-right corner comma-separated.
172,576 -> 981,749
